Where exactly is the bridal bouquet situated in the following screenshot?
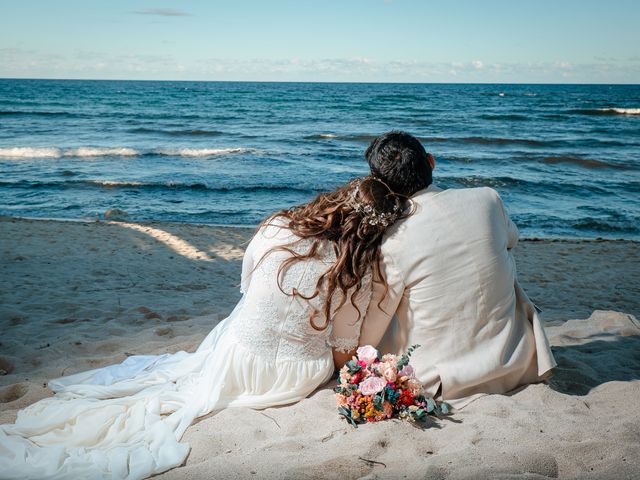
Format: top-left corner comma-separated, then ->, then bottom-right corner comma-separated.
334,345 -> 449,426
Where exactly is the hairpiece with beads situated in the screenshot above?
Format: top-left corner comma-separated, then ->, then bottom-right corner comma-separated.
348,177 -> 402,227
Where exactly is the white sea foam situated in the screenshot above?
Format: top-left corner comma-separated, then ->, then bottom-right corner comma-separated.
90,180 -> 145,187
0,146 -> 255,159
156,147 -> 252,157
598,108 -> 640,115
0,147 -> 61,158
65,147 -> 140,157
0,147 -> 139,158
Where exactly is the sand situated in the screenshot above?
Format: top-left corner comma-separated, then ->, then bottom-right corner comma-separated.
1,216 -> 639,479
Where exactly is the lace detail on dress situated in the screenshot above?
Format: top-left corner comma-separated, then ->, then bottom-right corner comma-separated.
329,335 -> 359,353
231,221 -> 374,362
232,292 -> 281,356
230,227 -> 338,361
274,245 -> 330,360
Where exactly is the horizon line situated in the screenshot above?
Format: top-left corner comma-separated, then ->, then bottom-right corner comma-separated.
1,76 -> 638,86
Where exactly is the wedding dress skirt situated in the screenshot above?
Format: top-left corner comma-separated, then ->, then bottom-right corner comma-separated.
0,221 -> 368,479
0,302 -> 333,479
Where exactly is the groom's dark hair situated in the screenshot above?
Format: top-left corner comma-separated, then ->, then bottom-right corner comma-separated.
365,131 -> 432,197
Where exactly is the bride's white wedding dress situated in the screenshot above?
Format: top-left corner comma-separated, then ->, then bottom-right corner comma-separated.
0,221 -> 371,479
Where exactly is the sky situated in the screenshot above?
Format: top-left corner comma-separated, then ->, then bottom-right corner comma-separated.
1,0 -> 639,83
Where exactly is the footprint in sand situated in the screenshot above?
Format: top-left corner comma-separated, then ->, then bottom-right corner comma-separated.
0,357 -> 15,376
155,327 -> 174,337
516,451 -> 559,478
0,383 -> 28,403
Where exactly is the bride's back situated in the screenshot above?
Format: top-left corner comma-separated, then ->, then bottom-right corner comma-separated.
230,221 -> 339,361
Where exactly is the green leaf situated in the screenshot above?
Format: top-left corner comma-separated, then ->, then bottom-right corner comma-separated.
346,360 -> 362,374
396,344 -> 422,369
338,406 -> 359,427
426,398 -> 436,413
406,344 -> 421,358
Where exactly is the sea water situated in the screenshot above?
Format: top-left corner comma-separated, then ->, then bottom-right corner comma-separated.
0,80 -> 638,239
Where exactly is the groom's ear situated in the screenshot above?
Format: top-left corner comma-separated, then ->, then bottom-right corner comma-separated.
427,153 -> 436,171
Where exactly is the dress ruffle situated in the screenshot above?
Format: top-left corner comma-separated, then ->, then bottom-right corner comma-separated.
0,309 -> 333,480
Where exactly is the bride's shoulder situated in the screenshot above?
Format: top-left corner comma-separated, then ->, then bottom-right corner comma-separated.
254,215 -> 297,244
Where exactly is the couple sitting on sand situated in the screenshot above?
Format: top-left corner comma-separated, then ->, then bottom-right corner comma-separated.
0,131 -> 556,479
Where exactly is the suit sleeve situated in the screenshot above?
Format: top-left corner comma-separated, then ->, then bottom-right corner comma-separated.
495,192 -> 519,250
358,251 -> 405,348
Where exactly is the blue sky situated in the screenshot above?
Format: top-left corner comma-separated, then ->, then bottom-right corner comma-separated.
1,0 -> 639,83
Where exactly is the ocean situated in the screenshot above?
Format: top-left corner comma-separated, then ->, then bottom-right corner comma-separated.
0,79 -> 638,239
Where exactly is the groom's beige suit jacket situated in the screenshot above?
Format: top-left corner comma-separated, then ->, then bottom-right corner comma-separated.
360,184 -> 556,408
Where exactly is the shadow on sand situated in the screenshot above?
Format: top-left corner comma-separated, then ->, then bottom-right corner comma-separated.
547,333 -> 640,395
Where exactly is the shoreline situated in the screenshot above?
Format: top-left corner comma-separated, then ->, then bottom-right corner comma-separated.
2,215 -> 638,243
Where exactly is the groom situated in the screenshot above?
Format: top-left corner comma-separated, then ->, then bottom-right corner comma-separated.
360,131 -> 556,408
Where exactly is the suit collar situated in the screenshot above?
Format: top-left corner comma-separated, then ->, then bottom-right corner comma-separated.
411,183 -> 443,200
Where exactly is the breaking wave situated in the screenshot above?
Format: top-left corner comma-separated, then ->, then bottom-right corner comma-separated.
0,147 -> 256,159
571,108 -> 640,116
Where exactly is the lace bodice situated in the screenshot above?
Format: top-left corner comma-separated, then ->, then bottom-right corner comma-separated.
231,220 -> 371,361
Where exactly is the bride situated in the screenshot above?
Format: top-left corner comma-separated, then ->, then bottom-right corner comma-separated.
0,176 -> 404,479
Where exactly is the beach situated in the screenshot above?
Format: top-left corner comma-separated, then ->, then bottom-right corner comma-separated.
1,216 -> 639,479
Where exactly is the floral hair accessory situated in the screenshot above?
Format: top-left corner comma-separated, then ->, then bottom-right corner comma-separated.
334,345 -> 450,427
349,177 -> 402,227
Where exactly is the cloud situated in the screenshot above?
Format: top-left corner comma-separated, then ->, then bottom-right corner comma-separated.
1,49 -> 639,83
554,61 -> 573,69
131,8 -> 191,17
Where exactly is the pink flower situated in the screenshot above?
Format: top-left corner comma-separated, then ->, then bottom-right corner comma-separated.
378,362 -> 397,383
381,353 -> 398,363
359,376 -> 387,395
398,364 -> 415,378
356,345 -> 379,365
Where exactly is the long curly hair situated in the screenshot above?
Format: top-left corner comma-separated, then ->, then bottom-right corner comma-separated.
258,176 -> 407,331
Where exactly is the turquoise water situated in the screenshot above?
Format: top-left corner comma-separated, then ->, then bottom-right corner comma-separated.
0,79 -> 638,239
